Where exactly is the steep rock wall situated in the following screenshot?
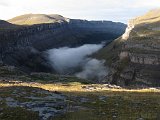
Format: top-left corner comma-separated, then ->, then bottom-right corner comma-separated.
120,51 -> 160,65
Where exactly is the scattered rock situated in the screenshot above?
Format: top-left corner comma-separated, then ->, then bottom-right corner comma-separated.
4,88 -> 67,120
82,84 -> 121,91
137,118 -> 144,120
80,97 -> 90,103
99,96 -> 107,102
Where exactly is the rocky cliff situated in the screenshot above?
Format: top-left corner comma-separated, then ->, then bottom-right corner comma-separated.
95,9 -> 160,87
0,14 -> 126,72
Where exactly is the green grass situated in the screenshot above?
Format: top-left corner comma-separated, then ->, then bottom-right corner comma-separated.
0,107 -> 39,120
29,73 -> 92,84
0,82 -> 160,120
0,66 -> 25,77
0,65 -> 92,84
54,92 -> 160,120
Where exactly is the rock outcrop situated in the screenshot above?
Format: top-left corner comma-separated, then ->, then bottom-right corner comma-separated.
120,51 -> 160,65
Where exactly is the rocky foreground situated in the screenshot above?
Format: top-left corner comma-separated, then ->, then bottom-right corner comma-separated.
0,79 -> 160,120
0,86 -> 67,120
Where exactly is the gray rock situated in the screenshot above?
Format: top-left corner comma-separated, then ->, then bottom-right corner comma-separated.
99,96 -> 107,102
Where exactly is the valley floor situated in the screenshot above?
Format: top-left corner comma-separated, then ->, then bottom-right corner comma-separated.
0,80 -> 160,120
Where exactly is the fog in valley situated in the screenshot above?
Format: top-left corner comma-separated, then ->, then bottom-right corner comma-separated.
47,44 -> 108,80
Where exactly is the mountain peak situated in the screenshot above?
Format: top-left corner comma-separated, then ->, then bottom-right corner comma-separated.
8,14 -> 69,25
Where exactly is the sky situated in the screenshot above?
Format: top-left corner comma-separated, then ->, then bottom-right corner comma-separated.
0,0 -> 160,23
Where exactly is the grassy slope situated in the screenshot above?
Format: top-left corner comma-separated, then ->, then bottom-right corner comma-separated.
131,8 -> 160,25
92,37 -> 124,66
55,92 -> 160,120
8,14 -> 67,25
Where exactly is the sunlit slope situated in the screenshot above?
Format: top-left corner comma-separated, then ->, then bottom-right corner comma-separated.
8,14 -> 69,25
131,8 -> 160,25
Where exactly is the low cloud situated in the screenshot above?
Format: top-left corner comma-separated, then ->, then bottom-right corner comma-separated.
47,44 -> 108,81
75,59 -> 108,81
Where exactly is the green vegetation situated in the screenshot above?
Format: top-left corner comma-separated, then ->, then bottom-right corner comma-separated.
0,84 -> 160,120
0,79 -> 160,120
29,73 -> 92,84
115,58 -> 130,73
93,37 -> 124,66
0,107 -> 39,120
55,91 -> 160,120
0,66 -> 24,77
0,65 -> 91,84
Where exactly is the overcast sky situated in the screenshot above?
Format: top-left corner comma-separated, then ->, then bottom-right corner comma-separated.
0,0 -> 159,23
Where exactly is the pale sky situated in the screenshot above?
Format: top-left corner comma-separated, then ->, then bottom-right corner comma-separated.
0,0 -> 160,23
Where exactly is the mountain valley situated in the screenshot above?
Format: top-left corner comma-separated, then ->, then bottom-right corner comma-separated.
0,9 -> 160,120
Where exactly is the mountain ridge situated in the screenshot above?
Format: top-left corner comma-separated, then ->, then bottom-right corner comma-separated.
94,9 -> 160,87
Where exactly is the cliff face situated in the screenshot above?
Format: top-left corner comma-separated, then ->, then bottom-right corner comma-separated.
120,52 -> 160,65
95,9 -> 160,87
0,14 -> 126,72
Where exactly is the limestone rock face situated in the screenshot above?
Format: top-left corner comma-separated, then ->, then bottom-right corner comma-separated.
120,52 -> 160,65
129,53 -> 160,65
95,9 -> 160,87
118,9 -> 160,86
119,51 -> 129,60
120,67 -> 135,80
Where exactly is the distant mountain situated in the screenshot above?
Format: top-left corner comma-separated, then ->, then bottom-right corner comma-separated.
94,9 -> 160,87
0,14 -> 126,72
8,14 -> 69,25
